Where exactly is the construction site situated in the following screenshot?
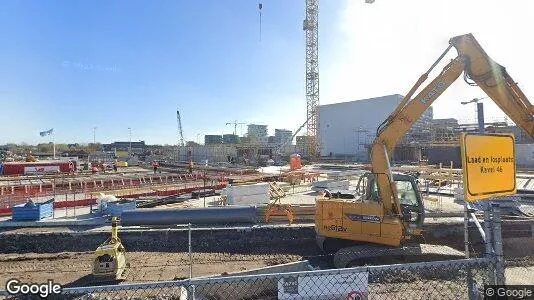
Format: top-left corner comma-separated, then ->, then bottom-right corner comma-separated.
2,1 -> 534,299
1,157 -> 534,297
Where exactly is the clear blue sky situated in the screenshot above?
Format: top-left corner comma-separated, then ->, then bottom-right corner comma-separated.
0,0 -> 343,145
5,1 -> 531,145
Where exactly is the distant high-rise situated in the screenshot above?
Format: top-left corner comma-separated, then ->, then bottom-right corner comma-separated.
247,124 -> 268,142
275,129 -> 293,144
204,135 -> 222,145
222,134 -> 239,144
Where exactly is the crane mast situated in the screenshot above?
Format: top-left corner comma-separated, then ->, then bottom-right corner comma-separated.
304,0 -> 320,159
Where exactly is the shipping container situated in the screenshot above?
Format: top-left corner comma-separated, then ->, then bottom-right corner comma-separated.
427,146 -> 461,168
12,198 -> 54,221
2,161 -> 74,176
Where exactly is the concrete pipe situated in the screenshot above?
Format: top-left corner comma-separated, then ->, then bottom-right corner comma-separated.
120,206 -> 258,226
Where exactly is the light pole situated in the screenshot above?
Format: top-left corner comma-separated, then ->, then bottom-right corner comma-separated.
128,127 -> 132,155
461,97 -> 488,133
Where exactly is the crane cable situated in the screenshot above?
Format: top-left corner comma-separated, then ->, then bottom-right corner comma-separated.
259,3 -> 263,42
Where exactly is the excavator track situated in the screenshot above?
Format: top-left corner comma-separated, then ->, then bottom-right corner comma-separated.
333,243 -> 465,269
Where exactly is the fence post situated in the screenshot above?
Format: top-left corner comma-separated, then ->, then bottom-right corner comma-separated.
464,202 -> 475,300
188,223 -> 193,279
463,202 -> 470,258
484,201 -> 495,285
89,193 -> 93,214
188,223 -> 196,300
492,203 -> 505,285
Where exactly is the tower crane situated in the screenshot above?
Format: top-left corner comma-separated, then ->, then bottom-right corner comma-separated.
303,0 -> 320,159
281,0 -> 376,159
257,1 -> 375,159
225,120 -> 246,136
177,110 -> 185,147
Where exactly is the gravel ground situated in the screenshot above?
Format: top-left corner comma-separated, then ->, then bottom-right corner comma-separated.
0,251 -> 302,288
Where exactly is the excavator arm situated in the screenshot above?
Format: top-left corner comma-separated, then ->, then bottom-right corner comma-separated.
372,33 -> 534,217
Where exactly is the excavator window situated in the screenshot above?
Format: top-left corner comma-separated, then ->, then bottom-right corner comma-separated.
395,180 -> 418,206
369,180 -> 381,203
369,178 -> 418,206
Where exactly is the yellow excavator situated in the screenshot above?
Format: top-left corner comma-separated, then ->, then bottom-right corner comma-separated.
315,33 -> 534,268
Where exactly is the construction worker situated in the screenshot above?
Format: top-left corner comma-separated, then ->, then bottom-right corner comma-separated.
68,160 -> 74,174
113,160 -> 118,172
188,161 -> 193,174
152,160 -> 159,173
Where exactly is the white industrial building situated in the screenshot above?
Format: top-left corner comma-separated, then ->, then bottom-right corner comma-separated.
318,94 -> 433,160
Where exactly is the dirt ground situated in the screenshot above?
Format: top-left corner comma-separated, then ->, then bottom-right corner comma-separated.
0,251 -> 302,288
1,251 -> 532,287
0,251 -> 532,300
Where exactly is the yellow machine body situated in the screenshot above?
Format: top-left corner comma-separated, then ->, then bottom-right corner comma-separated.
315,172 -> 424,251
92,217 -> 128,280
316,200 -> 403,247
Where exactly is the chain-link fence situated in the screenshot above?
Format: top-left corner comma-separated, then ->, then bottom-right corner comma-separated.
0,202 -> 532,299
0,257 -> 497,300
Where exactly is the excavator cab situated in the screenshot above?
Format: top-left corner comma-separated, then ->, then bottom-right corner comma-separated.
357,172 -> 425,231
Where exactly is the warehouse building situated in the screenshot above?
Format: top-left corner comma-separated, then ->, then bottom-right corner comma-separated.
103,141 -> 147,154
318,94 -> 433,160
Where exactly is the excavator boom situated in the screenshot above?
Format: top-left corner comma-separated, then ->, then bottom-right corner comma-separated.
372,33 -> 534,218
372,57 -> 465,215
315,34 -> 534,267
450,34 -> 534,134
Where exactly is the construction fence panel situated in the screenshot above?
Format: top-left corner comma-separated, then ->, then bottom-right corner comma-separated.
0,221 -> 532,299
6,258 -> 499,300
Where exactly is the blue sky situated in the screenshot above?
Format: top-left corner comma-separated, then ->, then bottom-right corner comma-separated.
0,0 -> 343,145
2,0 -> 534,145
